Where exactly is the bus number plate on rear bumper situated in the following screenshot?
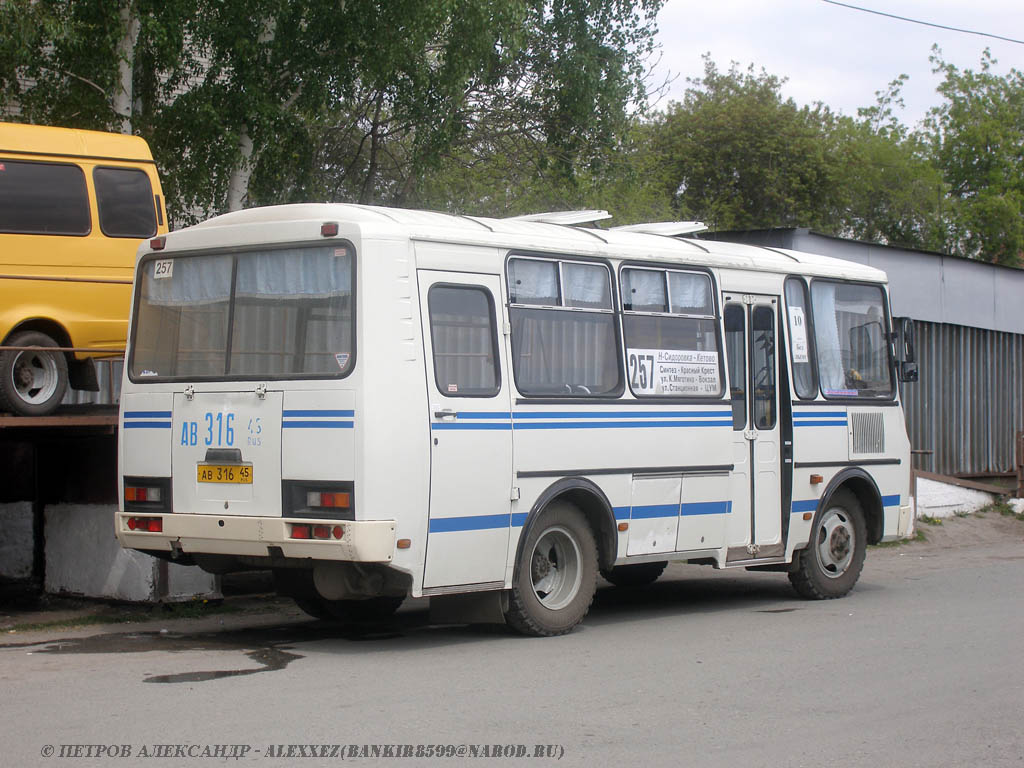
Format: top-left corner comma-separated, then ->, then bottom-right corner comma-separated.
197,464 -> 253,484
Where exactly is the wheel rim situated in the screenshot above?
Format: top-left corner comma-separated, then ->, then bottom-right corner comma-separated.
816,506 -> 855,578
529,525 -> 582,610
10,349 -> 59,405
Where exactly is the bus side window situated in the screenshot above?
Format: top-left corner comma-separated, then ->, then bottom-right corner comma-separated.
724,304 -> 746,430
428,285 -> 500,397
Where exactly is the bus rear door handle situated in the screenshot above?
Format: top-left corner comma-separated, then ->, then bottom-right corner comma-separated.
434,409 -> 458,419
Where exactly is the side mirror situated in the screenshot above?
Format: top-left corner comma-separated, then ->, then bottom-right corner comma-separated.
895,317 -> 918,383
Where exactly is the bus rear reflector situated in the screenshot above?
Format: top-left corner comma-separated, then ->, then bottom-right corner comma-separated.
150,236 -> 166,250
290,524 -> 311,539
320,222 -> 339,237
127,516 -> 162,532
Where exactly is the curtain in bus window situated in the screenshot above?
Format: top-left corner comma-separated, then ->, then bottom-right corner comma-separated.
234,247 -> 351,297
668,272 -> 713,315
621,269 -> 666,312
231,248 -> 353,376
133,255 -> 232,378
811,282 -> 845,395
509,308 -> 619,395
562,263 -> 611,309
508,259 -> 558,305
428,286 -> 498,397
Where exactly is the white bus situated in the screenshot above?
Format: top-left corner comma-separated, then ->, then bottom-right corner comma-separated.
116,204 -> 917,636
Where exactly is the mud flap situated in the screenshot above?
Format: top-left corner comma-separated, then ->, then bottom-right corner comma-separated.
430,591 -> 509,625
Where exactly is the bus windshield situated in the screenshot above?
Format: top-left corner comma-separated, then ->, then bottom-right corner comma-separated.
130,244 -> 354,381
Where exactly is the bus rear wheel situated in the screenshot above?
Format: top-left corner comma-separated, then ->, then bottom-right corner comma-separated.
789,489 -> 867,600
505,501 -> 597,637
0,331 -> 68,416
600,561 -> 667,588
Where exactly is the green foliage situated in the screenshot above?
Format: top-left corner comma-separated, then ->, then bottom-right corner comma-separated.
927,48 -> 1024,264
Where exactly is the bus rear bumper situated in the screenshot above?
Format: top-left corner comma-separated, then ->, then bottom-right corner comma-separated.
116,513 -> 396,563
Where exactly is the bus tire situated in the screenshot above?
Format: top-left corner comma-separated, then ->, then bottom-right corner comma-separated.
600,561 -> 667,588
0,330 -> 68,416
506,501 -> 597,637
789,489 -> 867,600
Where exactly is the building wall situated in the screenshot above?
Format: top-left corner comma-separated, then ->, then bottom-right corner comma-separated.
904,321 -> 1024,475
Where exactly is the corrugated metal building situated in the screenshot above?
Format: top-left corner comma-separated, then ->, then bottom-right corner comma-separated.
703,228 -> 1024,477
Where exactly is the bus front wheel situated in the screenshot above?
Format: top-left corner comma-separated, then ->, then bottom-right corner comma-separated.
506,501 -> 597,637
0,331 -> 68,416
789,489 -> 867,600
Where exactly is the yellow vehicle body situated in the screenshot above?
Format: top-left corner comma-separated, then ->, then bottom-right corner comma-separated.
0,122 -> 168,415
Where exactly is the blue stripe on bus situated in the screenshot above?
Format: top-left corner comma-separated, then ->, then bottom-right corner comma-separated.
630,504 -> 680,519
793,411 -> 847,418
429,514 -> 512,533
628,501 -> 733,519
124,411 -> 172,419
282,421 -> 354,429
882,494 -> 900,507
513,420 -> 731,430
431,422 -> 513,430
282,409 -> 354,417
682,500 -> 732,516
792,499 -> 819,513
793,420 -> 848,427
511,513 -> 528,527
123,421 -> 172,429
613,506 -> 631,520
451,411 -> 512,419
513,410 -> 731,419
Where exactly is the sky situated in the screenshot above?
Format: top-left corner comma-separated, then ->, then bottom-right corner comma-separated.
650,0 -> 1023,127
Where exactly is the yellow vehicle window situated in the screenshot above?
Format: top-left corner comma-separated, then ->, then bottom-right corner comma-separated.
0,159 -> 90,235
93,167 -> 156,238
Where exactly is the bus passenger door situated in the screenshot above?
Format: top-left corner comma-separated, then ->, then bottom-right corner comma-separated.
724,295 -> 783,562
418,271 -> 513,589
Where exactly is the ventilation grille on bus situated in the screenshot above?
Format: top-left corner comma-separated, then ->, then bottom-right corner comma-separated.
851,412 -> 885,454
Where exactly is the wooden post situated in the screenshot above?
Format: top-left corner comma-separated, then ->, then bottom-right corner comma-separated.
1016,431 -> 1024,499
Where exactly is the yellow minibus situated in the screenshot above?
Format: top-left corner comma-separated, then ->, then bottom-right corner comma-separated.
0,122 -> 167,415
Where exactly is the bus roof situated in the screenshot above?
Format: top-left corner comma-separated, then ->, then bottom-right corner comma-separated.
182,203 -> 889,283
0,121 -> 156,163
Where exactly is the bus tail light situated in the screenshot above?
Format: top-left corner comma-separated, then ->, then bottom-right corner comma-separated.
123,477 -> 171,512
283,481 -> 354,520
306,491 -> 350,509
125,485 -> 161,503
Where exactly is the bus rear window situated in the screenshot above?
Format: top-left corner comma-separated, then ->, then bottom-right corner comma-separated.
0,159 -> 90,235
131,244 -> 354,380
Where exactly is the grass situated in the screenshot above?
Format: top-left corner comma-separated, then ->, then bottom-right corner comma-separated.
992,501 -> 1024,522
918,515 -> 943,526
3,599 -> 250,635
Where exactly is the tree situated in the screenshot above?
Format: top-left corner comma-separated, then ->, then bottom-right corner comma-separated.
649,57 -> 846,232
926,48 -> 1024,265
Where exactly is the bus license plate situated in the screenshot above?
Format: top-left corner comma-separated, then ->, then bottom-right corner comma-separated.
197,464 -> 253,484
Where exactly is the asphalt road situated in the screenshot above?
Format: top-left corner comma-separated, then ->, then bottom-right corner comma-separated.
2,514 -> 1023,768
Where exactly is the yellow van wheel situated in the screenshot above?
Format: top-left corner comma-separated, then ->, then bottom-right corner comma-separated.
0,331 -> 68,416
